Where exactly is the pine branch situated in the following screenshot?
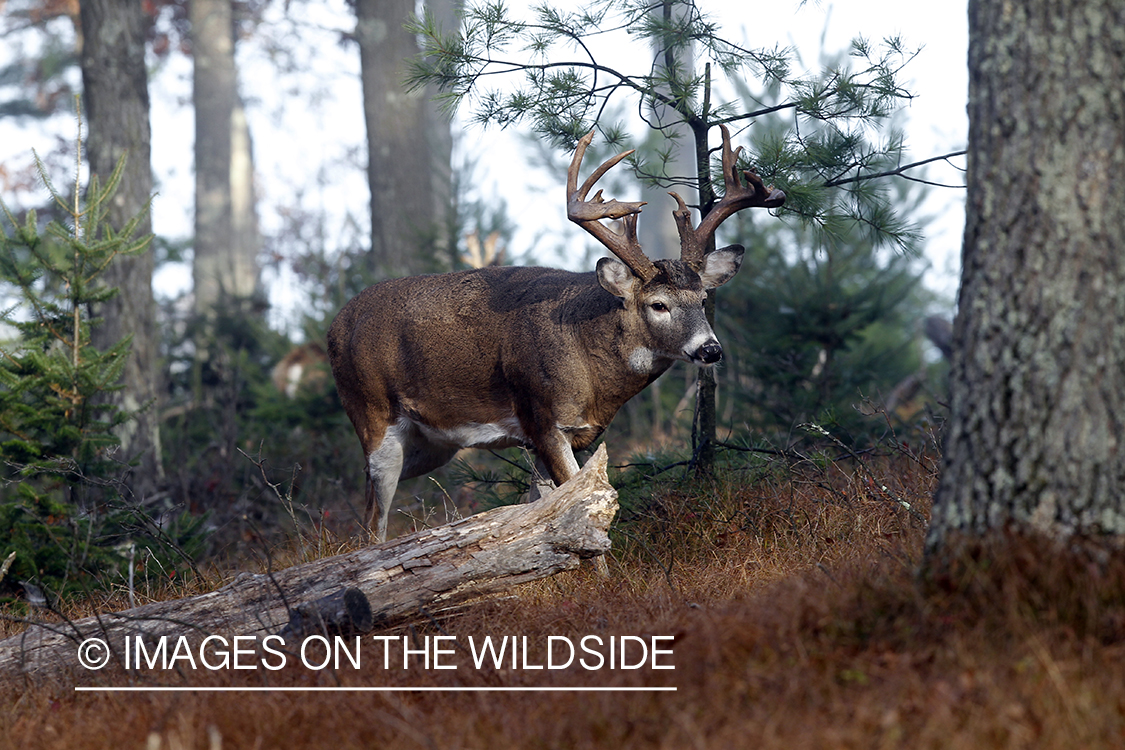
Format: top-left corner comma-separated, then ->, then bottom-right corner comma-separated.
823,150 -> 967,188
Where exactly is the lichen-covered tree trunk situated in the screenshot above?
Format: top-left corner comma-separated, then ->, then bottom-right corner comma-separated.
355,0 -> 453,279
926,0 -> 1125,552
79,0 -> 164,490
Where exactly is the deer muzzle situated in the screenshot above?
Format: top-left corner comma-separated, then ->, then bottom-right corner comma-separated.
695,340 -> 723,365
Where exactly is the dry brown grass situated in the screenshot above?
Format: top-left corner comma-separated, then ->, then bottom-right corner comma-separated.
2,448 -> 1124,749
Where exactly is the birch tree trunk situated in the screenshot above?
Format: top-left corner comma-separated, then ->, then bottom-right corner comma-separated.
79,0 -> 164,491
926,0 -> 1125,553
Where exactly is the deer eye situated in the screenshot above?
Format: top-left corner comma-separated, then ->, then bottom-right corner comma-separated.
649,301 -> 669,313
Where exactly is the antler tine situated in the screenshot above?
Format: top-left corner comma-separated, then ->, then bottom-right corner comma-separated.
673,123 -> 786,270
566,130 -> 658,282
668,190 -> 704,268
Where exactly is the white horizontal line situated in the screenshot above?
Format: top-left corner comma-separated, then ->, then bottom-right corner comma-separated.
75,686 -> 676,693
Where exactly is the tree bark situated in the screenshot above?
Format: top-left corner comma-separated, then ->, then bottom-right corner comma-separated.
355,0 -> 453,279
926,0 -> 1125,553
191,0 -> 234,315
638,0 -> 695,263
78,0 -> 164,491
229,94 -> 261,302
423,0 -> 457,270
689,122 -> 719,473
638,0 -> 695,445
191,0 -> 260,317
0,446 -> 617,678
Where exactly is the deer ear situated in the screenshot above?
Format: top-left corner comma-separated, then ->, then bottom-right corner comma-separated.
698,244 -> 744,290
597,257 -> 639,299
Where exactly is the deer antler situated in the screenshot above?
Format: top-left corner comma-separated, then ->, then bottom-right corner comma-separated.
670,124 -> 786,270
567,130 -> 657,283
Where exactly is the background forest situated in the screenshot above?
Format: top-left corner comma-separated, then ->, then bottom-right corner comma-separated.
4,2 -> 1125,747
0,0 -> 959,600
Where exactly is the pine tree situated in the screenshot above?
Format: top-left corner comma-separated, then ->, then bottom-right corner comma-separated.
407,0 -> 949,470
719,210 -> 931,444
0,113 -> 150,487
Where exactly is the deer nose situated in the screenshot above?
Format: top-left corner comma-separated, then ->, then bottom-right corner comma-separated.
697,341 -> 723,364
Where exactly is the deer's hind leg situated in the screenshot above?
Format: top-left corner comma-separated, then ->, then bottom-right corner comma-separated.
366,419 -> 461,542
364,418 -> 407,543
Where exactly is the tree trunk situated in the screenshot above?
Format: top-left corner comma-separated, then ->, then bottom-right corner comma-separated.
423,0 -> 458,270
191,0 -> 260,317
693,295 -> 718,471
0,446 -> 617,679
229,94 -> 262,302
690,121 -> 718,473
355,0 -> 453,279
926,0 -> 1125,554
638,0 -> 695,263
78,0 -> 164,491
638,0 -> 694,445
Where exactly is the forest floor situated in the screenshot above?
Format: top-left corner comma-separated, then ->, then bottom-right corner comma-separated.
1,445 -> 1123,749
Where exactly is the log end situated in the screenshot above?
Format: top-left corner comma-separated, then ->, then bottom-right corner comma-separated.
543,444 -> 619,558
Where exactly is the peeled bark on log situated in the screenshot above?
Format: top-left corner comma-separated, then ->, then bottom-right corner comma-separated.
0,446 -> 617,678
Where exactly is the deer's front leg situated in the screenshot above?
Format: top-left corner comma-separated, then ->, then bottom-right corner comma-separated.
528,427 -> 581,501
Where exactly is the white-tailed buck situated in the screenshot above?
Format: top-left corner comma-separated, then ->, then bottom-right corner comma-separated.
328,125 -> 784,541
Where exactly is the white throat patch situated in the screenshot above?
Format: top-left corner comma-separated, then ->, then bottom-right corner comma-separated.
628,347 -> 656,374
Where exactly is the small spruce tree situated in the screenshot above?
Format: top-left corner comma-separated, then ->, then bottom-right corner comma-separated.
0,120 -> 149,489
0,109 -> 205,603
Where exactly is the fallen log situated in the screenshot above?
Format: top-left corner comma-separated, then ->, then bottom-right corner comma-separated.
277,586 -> 374,641
0,445 -> 617,678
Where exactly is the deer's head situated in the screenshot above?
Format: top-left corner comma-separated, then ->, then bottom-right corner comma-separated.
567,125 -> 784,370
